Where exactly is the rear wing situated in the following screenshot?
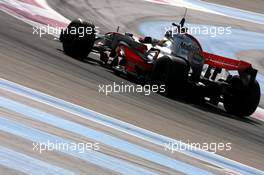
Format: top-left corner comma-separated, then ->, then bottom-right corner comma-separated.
202,52 -> 258,86
202,52 -> 252,71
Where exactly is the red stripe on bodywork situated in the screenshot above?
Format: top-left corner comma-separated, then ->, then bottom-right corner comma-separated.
123,45 -> 153,72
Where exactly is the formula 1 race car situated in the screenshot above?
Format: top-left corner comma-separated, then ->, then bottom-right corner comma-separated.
59,18 -> 261,117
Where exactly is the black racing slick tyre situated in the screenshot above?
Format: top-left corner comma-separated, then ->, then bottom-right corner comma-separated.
224,76 -> 261,117
151,56 -> 189,95
60,19 -> 95,59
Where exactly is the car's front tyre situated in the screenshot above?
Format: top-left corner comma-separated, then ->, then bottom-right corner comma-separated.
60,19 -> 95,59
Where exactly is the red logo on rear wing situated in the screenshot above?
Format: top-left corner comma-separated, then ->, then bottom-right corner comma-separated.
202,52 -> 252,71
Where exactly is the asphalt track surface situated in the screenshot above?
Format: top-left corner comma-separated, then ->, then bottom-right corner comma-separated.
0,0 -> 264,173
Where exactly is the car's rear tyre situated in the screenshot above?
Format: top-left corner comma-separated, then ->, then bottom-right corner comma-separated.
61,19 -> 95,59
224,76 -> 260,117
151,56 -> 189,95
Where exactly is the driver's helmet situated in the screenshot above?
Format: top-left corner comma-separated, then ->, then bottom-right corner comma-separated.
142,36 -> 152,44
125,32 -> 134,38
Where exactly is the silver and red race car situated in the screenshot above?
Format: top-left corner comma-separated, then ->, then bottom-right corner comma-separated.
59,18 -> 260,117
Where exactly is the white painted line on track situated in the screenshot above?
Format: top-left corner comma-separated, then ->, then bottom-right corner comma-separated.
1,0 -> 69,23
0,0 -> 69,38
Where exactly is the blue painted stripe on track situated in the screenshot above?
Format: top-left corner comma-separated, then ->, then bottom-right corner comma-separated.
0,97 -> 213,175
0,117 -> 158,175
1,78 -> 263,175
0,146 -> 78,175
